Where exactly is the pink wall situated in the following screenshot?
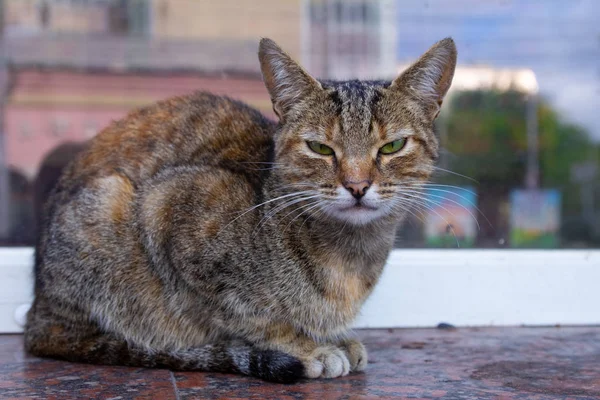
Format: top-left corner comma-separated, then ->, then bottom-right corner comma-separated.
6,106 -> 128,178
11,70 -> 271,105
5,69 -> 273,179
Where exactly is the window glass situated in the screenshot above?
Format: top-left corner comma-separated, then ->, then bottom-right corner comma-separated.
1,0 -> 598,249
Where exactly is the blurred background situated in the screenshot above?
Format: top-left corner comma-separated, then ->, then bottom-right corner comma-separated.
0,0 -> 598,249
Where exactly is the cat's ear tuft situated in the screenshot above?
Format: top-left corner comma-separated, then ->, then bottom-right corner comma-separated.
391,38 -> 457,119
258,38 -> 321,121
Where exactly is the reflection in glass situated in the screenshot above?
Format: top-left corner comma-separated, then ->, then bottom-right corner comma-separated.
0,0 -> 598,248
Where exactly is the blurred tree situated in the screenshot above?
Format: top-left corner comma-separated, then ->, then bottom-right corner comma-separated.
434,89 -> 598,246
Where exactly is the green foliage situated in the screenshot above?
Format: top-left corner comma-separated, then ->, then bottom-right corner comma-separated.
431,89 -> 600,247
439,89 -> 597,217
441,90 -> 528,186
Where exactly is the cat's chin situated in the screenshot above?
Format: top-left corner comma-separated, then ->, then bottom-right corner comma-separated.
328,205 -> 388,226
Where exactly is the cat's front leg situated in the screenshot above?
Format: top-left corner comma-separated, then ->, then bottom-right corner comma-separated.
302,345 -> 351,378
257,328 -> 366,379
286,338 -> 367,378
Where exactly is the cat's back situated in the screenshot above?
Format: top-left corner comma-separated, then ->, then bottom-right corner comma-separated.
35,92 -> 275,295
67,91 -> 275,185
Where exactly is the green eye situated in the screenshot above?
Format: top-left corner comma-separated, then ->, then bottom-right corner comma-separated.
379,139 -> 407,155
307,141 -> 334,156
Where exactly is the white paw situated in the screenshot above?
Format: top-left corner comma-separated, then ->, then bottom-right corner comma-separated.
341,339 -> 368,372
305,346 -> 351,379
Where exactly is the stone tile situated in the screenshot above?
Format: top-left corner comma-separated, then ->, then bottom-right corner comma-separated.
173,327 -> 600,399
2,327 -> 600,399
0,336 -> 176,400
0,335 -> 34,364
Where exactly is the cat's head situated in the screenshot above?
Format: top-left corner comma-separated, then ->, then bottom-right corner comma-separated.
258,38 -> 456,226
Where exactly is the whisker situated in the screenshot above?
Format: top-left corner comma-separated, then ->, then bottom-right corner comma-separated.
298,202 -> 328,233
253,194 -> 321,235
278,198 -> 322,222
404,184 -> 492,229
410,182 -> 477,195
217,191 -> 316,234
284,200 -> 323,232
398,191 -> 459,221
267,193 -> 320,215
431,166 -> 479,183
393,193 -> 460,248
285,201 -> 325,232
387,181 -> 475,195
398,188 -> 481,231
391,198 -> 427,224
394,195 -> 438,220
272,182 -> 320,191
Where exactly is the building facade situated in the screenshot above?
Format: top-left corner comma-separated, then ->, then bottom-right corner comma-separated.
0,0 -> 399,244
303,0 -> 398,80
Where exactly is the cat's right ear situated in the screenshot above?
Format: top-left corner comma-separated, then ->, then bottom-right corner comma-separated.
258,38 -> 322,121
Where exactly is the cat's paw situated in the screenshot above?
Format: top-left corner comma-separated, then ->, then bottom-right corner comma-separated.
340,339 -> 368,372
304,346 -> 351,379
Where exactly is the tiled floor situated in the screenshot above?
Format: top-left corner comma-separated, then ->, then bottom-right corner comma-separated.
1,327 -> 599,399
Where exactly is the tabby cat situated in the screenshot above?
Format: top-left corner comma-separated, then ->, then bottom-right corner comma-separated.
25,38 -> 456,383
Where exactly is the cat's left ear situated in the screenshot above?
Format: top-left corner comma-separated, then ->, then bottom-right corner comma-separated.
390,38 -> 457,120
258,38 -> 322,121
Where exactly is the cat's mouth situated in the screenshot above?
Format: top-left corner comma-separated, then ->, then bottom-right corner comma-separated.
339,202 -> 379,212
329,201 -> 386,225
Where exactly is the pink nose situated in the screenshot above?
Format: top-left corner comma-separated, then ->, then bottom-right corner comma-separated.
344,180 -> 371,199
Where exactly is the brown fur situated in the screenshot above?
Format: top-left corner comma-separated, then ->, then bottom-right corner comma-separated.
25,38 -> 457,383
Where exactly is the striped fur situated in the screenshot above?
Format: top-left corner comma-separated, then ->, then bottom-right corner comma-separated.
25,38 -> 456,383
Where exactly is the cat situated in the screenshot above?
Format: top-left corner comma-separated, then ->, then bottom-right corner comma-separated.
24,37 -> 456,383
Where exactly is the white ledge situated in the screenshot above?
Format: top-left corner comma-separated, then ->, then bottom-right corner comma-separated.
0,248 -> 598,333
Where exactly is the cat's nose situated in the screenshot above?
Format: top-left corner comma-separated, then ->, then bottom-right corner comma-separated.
344,180 -> 371,199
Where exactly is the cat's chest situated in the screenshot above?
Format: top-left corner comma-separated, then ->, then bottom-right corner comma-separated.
317,254 -> 384,315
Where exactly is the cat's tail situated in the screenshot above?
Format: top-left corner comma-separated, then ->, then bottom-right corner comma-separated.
24,318 -> 305,383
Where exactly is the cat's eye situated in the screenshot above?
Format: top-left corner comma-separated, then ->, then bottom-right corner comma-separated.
307,141 -> 334,156
379,139 -> 407,155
